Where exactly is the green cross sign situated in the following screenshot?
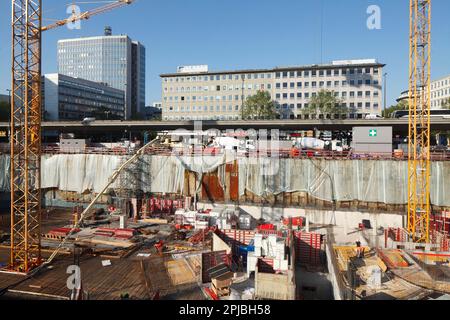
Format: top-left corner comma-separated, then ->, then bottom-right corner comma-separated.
369,129 -> 378,137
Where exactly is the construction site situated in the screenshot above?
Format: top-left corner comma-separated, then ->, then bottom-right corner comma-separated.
0,0 -> 449,301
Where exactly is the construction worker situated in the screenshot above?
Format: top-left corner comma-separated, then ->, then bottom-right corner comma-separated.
355,241 -> 363,258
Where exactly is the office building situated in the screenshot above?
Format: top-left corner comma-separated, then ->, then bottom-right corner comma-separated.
57,27 -> 146,119
397,73 -> 450,109
43,73 -> 125,121
431,74 -> 450,109
160,60 -> 384,121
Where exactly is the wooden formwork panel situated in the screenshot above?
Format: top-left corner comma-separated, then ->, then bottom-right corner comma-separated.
218,229 -> 257,256
257,258 -> 275,274
294,231 -> 322,266
202,172 -> 225,202
201,251 -> 231,284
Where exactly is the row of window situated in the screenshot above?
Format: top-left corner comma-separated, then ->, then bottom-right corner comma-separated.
167,105 -> 241,112
163,73 -> 273,83
162,67 -> 380,84
163,78 -> 380,94
162,112 -> 378,122
165,95 -> 248,103
431,99 -> 450,108
164,115 -> 241,121
276,79 -> 379,89
431,78 -> 450,90
164,83 -> 272,93
163,101 -> 380,113
277,102 -> 379,110
432,88 -> 449,99
163,90 -> 380,103
275,67 -> 379,78
276,91 -> 379,99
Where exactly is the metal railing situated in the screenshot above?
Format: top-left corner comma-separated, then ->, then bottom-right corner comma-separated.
1,144 -> 449,161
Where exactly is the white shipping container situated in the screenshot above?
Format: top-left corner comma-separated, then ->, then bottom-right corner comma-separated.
253,246 -> 262,257
254,234 -> 263,247
274,259 -> 281,270
280,259 -> 289,271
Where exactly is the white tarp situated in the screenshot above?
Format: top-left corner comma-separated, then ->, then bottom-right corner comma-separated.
41,154 -> 123,193
38,154 -> 234,195
1,154 -> 449,207
239,158 -> 449,207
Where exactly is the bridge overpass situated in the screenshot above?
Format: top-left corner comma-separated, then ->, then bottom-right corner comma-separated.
1,118 -> 450,135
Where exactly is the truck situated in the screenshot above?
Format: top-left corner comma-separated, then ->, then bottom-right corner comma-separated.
294,137 -> 343,152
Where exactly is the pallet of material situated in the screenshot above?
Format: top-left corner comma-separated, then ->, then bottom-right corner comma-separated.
211,281 -> 231,297
377,249 -> 409,269
77,237 -> 135,248
139,218 -> 169,225
42,228 -> 81,240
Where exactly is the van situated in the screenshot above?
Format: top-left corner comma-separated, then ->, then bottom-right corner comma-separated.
81,117 -> 96,125
365,114 -> 384,120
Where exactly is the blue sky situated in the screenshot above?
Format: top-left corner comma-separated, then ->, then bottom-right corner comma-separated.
0,0 -> 449,106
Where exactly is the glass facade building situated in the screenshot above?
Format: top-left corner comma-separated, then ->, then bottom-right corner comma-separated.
43,74 -> 125,121
58,33 -> 145,119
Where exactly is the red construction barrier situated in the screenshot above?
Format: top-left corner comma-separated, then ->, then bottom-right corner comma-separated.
293,231 -> 322,266
258,224 -> 275,231
94,228 -> 136,239
48,228 -> 80,237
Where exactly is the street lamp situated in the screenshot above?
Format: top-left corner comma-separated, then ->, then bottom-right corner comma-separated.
241,74 -> 245,120
6,89 -> 11,105
383,73 -> 388,116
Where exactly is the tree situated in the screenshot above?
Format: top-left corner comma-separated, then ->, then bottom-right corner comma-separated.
0,101 -> 10,121
382,100 -> 408,118
303,89 -> 346,118
443,98 -> 450,110
242,91 -> 278,120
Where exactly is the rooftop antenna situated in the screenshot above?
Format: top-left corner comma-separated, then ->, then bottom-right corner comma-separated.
105,25 -> 112,36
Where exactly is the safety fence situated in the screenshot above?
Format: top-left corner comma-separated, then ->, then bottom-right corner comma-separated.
1,143 -> 450,161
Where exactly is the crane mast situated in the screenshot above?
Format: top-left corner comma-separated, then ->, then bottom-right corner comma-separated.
407,0 -> 432,243
9,0 -> 133,273
10,0 -> 43,273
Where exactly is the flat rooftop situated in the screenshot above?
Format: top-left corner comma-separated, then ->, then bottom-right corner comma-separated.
161,60 -> 385,78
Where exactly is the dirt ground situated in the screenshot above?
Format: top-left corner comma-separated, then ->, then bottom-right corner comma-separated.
0,207 -> 75,234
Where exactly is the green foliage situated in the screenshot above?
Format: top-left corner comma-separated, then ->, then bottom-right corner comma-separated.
302,89 -> 347,117
382,100 -> 408,118
443,98 -> 450,110
242,91 -> 278,120
0,101 -> 10,121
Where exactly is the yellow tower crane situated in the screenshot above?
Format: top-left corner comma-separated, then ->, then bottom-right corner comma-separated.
407,0 -> 432,243
10,0 -> 134,273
